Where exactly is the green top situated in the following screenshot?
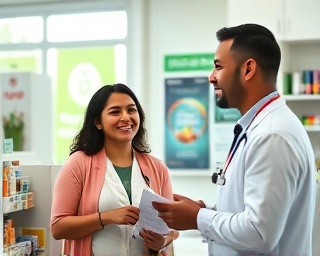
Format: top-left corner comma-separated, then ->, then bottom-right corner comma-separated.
113,165 -> 132,204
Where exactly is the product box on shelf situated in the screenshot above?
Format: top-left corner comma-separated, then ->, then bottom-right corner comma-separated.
2,159 -> 34,212
16,235 -> 39,253
16,227 -> 46,253
3,215 -> 15,248
2,195 -> 21,213
3,215 -> 42,256
3,241 -> 32,256
25,191 -> 34,209
2,192 -> 34,214
3,138 -> 13,154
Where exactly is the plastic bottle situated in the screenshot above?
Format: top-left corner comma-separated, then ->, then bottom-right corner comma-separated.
9,162 -> 16,196
3,161 -> 11,196
12,160 -> 22,194
3,166 -> 9,197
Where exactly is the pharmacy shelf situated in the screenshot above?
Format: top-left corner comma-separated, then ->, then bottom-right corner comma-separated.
2,152 -> 40,164
305,125 -> 320,132
3,205 -> 34,215
282,95 -> 320,101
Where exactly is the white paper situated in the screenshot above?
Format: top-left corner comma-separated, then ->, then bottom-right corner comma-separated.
136,188 -> 170,235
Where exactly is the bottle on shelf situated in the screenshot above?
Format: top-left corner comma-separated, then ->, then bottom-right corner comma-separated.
283,70 -> 320,96
3,164 -> 9,197
8,162 -> 16,197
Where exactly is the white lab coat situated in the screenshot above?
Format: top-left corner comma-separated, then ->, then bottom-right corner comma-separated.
198,94 -> 316,255
92,157 -> 150,256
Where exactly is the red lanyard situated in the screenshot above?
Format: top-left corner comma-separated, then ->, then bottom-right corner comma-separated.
223,94 -> 280,173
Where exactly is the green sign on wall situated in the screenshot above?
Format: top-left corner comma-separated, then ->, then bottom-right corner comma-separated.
0,56 -> 37,72
55,47 -> 116,163
164,53 -> 214,72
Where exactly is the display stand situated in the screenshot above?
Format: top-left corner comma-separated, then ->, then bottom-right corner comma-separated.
11,164 -> 63,255
1,72 -> 53,164
1,162 -> 63,255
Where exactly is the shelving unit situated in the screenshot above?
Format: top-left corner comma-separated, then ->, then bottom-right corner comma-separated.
3,206 -> 33,215
2,152 -> 40,165
0,161 -> 63,255
305,125 -> 320,132
285,98 -> 320,156
1,154 -> 36,255
227,0 -> 320,158
282,95 -> 320,101
278,42 -> 320,131
10,164 -> 64,256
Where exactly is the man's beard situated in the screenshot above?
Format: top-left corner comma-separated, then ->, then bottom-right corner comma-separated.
215,66 -> 241,109
216,90 -> 229,108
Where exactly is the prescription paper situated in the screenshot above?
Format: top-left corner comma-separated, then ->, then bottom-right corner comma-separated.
136,188 -> 170,235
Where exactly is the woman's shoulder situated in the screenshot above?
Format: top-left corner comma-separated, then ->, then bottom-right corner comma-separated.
68,150 -> 91,161
64,151 -> 95,170
135,151 -> 167,169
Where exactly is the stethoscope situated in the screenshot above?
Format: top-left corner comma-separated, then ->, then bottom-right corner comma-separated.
212,128 -> 247,186
212,93 -> 280,186
136,157 -> 151,188
142,172 -> 151,187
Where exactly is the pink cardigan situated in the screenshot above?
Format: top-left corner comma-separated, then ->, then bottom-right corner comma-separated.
50,149 -> 173,256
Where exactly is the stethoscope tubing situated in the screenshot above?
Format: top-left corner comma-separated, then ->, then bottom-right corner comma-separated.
212,93 -> 280,186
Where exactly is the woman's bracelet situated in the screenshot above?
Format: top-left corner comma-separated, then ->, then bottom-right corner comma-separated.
98,212 -> 104,228
149,249 -> 164,256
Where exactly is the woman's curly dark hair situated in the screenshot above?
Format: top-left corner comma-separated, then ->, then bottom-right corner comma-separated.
70,83 -> 150,155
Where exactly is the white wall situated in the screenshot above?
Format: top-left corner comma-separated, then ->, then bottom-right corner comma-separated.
139,2 -> 228,253
139,0 -> 227,205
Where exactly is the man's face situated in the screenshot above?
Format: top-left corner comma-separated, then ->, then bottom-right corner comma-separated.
209,39 -> 244,109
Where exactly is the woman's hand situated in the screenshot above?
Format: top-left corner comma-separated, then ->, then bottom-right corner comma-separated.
139,229 -> 179,252
196,199 -> 206,208
101,206 -> 140,226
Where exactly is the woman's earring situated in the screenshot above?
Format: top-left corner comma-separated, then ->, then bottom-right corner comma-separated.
97,126 -> 101,130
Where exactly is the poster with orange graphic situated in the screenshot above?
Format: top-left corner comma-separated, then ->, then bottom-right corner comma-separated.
165,77 -> 209,169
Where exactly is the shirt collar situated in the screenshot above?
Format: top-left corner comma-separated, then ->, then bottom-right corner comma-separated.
238,91 -> 278,130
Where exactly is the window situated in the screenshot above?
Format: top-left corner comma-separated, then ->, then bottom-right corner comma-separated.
47,11 -> 127,42
0,16 -> 43,44
0,6 -> 127,163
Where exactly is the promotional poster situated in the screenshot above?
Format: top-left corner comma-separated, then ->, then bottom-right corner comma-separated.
1,73 -> 27,151
55,47 -> 115,163
165,77 -> 209,169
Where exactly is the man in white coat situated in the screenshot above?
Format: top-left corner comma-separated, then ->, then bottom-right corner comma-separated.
153,23 -> 317,256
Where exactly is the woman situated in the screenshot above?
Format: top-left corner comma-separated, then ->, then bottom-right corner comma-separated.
51,83 -> 178,255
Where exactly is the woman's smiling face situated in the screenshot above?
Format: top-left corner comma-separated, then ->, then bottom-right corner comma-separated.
98,92 -> 140,144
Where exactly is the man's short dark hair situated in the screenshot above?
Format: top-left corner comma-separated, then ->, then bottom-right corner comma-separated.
216,24 -> 281,83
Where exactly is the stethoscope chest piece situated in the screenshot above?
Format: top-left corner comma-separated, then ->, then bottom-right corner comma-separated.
219,176 -> 226,186
211,169 -> 226,186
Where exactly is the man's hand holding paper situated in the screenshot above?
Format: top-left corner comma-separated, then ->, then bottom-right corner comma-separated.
136,188 -> 171,235
132,189 -> 179,253
152,193 -> 201,230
